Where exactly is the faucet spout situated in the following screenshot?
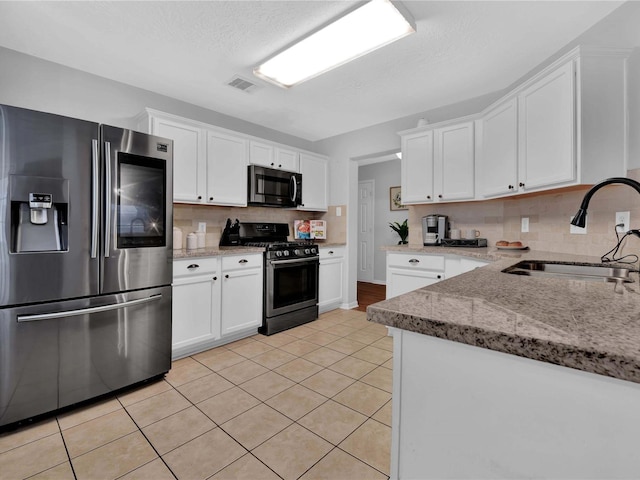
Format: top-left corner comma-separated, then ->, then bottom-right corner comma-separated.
570,177 -> 640,228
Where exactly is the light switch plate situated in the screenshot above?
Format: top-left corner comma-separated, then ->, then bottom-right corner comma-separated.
198,222 -> 207,233
336,206 -> 342,217
521,217 -> 529,233
570,216 -> 587,234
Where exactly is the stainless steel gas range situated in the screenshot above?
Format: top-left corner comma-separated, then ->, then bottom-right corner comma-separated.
221,222 -> 319,335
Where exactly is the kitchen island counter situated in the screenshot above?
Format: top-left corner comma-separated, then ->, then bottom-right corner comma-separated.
371,249 -> 640,479
369,248 -> 640,383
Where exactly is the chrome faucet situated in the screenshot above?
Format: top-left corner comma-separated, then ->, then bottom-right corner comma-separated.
571,177 -> 640,230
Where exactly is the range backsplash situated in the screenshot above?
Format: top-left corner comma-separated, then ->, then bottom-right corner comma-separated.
174,204 -> 347,248
409,169 -> 640,258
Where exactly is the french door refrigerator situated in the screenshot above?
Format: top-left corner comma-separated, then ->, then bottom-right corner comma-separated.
0,104 -> 173,427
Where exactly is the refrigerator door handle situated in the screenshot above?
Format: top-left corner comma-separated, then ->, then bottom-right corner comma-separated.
91,139 -> 99,258
104,140 -> 112,258
16,294 -> 162,323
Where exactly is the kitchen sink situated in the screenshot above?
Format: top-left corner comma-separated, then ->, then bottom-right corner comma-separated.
502,261 -> 635,283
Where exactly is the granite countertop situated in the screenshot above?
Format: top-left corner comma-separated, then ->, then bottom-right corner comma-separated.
173,246 -> 266,259
368,248 -> 640,384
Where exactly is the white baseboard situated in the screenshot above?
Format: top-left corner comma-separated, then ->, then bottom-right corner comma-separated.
341,301 -> 358,310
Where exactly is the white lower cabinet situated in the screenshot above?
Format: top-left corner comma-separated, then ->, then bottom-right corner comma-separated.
172,258 -> 221,358
386,252 -> 490,299
386,253 -> 445,299
319,246 -> 345,313
220,255 -> 263,336
172,253 -> 263,359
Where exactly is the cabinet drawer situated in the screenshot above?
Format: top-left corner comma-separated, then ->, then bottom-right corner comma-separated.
222,254 -> 263,271
174,257 -> 218,279
319,247 -> 345,260
387,253 -> 445,271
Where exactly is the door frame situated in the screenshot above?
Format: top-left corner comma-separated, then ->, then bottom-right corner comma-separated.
357,179 -> 375,283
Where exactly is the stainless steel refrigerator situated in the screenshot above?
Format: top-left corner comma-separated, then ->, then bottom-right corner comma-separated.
0,104 -> 173,427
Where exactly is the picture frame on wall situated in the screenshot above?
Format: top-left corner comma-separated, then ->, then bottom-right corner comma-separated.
390,186 -> 407,211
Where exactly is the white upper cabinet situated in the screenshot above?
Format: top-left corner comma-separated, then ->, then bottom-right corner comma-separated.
401,46 -> 630,205
299,153 -> 328,211
139,110 -> 207,203
275,147 -> 299,172
401,130 -> 434,204
400,120 -> 474,204
249,141 -> 299,172
477,98 -> 519,198
139,109 -> 328,208
249,140 -> 274,168
518,60 -> 576,191
206,130 -> 248,206
434,121 -> 475,202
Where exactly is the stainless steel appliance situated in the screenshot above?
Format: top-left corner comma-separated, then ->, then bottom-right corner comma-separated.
422,215 -> 448,245
221,222 -> 319,335
0,105 -> 173,428
247,165 -> 302,208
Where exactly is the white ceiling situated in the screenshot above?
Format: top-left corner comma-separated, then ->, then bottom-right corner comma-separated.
0,1 -> 624,142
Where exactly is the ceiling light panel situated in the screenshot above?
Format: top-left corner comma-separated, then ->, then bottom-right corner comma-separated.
254,0 -> 415,88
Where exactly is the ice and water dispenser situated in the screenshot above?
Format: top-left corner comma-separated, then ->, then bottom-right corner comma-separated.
10,175 -> 69,253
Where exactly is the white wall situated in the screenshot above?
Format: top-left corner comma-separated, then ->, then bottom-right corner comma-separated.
359,159 -> 405,283
0,46 -> 314,151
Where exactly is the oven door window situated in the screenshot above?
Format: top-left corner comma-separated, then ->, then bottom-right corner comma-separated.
117,152 -> 166,248
271,261 -> 318,310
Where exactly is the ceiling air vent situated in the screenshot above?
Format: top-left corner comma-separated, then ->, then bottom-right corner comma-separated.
226,75 -> 259,93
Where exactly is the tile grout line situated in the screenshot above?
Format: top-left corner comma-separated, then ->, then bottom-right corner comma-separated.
114,390 -> 180,480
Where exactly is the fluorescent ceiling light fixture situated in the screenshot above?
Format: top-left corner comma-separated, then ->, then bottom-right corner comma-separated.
254,0 -> 415,88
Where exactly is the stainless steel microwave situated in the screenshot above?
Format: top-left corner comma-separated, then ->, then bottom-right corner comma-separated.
248,165 -> 302,207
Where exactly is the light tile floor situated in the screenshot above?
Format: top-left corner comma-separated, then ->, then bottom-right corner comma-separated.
0,309 -> 392,480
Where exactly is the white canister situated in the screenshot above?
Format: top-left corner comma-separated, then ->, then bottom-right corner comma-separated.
186,232 -> 198,250
173,227 -> 183,250
450,229 -> 461,240
196,231 -> 206,249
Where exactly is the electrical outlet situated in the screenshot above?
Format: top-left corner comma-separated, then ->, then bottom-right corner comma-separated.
615,211 -> 630,233
570,216 -> 587,234
198,222 -> 207,233
336,206 -> 342,217
521,217 -> 529,233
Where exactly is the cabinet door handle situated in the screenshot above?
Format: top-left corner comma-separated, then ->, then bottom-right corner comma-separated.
213,276 -> 217,281
239,259 -> 248,264
270,162 -> 275,166
508,185 -> 514,190
209,197 -> 214,201
198,195 -> 202,200
187,264 -> 199,270
278,164 -> 282,168
437,275 -> 442,279
438,194 -> 443,199
408,259 -> 420,264
225,274 -> 230,279
426,195 -> 431,199
328,251 -> 334,255
519,182 -> 525,188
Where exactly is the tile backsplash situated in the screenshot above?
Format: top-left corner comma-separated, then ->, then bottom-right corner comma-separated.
409,169 -> 640,258
173,204 -> 347,248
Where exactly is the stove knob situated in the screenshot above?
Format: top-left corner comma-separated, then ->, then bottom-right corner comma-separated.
294,249 -> 301,256
283,250 -> 290,256
304,248 -> 311,254
275,251 -> 283,257
311,247 -> 317,254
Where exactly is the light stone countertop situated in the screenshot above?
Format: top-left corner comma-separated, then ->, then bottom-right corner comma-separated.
173,246 -> 266,259
368,247 -> 640,384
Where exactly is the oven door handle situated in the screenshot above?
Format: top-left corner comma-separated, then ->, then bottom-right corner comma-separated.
269,257 -> 318,266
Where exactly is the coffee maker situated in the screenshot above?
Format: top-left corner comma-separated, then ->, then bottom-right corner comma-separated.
421,215 -> 448,245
